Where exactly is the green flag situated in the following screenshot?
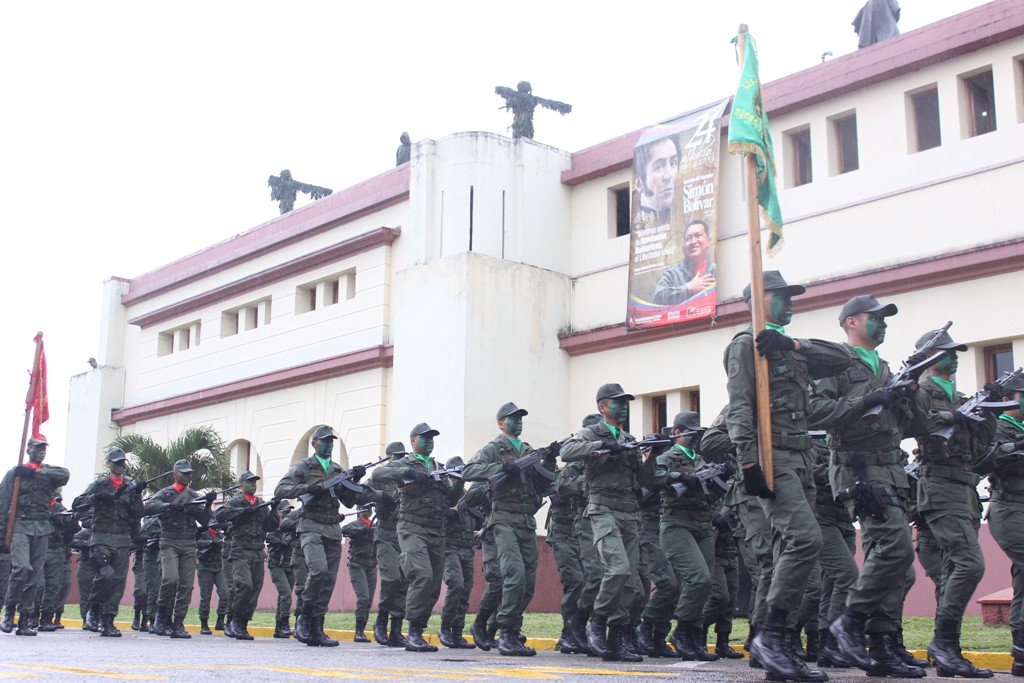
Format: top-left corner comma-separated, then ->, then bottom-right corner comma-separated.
728,29 -> 784,256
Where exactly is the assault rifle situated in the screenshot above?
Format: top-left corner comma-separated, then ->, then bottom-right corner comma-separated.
591,435 -> 673,456
930,367 -> 1024,440
117,470 -> 174,496
864,321 -> 953,418
487,440 -> 565,490
142,496 -> 210,519
400,463 -> 464,490
905,460 -> 921,484
298,457 -> 389,505
667,462 -> 733,498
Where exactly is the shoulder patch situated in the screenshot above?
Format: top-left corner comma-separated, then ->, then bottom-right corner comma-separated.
727,357 -> 742,379
712,412 -> 726,427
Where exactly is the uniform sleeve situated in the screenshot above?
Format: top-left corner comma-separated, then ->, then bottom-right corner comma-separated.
274,462 -> 313,499
797,339 -> 855,380
143,489 -> 170,516
372,459 -> 414,483
725,335 -> 759,466
808,374 -> 862,430
559,427 -> 602,463
652,453 -> 678,490
462,442 -> 502,482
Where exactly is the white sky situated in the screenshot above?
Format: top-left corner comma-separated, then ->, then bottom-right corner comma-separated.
0,0 -> 989,466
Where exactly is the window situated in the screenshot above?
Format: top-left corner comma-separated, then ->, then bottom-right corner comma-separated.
688,390 -> 701,416
829,112 -> 859,175
295,269 -> 356,314
610,185 -> 630,238
785,127 -> 812,187
1016,55 -> 1024,124
157,320 -> 201,356
961,68 -> 997,137
984,344 -> 1014,383
651,395 -> 667,435
221,298 -> 271,337
908,86 -> 941,152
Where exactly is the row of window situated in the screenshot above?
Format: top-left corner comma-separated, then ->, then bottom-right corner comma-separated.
156,268 -> 357,356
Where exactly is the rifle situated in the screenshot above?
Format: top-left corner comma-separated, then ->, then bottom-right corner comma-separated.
905,460 -> 921,484
117,470 -> 174,497
399,464 -> 464,490
487,440 -> 565,490
863,321 -> 953,418
591,435 -> 673,456
143,497 -> 210,518
298,457 -> 388,505
667,462 -> 733,498
930,367 -> 1023,440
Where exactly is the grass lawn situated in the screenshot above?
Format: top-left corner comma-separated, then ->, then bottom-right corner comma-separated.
60,606 -> 1013,651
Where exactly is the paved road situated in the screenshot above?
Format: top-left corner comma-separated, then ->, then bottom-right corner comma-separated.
0,628 -> 1010,681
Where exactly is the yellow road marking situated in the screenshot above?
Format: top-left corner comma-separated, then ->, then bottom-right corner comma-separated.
6,665 -> 165,680
266,667 -> 395,680
524,666 -> 676,677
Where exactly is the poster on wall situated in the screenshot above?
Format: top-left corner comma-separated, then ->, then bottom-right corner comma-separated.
626,98 -> 729,330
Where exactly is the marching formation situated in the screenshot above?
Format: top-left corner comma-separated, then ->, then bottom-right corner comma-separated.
1,271 -> 1024,683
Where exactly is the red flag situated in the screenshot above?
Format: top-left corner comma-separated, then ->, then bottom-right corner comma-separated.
28,333 -> 48,439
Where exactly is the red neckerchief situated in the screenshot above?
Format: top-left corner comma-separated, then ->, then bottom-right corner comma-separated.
109,474 -> 124,490
208,528 -> 219,539
243,493 -> 257,506
49,498 -> 58,509
27,462 -> 42,470
361,516 -> 372,528
172,482 -> 187,494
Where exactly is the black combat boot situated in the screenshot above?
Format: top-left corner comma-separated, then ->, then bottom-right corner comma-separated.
37,612 -> 56,632
866,632 -> 924,678
829,608 -> 870,669
274,617 -> 291,638
235,618 -> 254,641
1013,628 -> 1024,677
586,614 -> 611,659
15,613 -> 37,636
471,618 -> 492,651
152,608 -> 172,636
309,615 -> 338,647
804,626 -> 819,662
131,608 -> 141,631
53,610 -> 64,630
438,621 -> 456,648
84,607 -> 100,632
138,612 -> 150,632
652,623 -> 682,658
635,620 -> 655,655
816,629 -> 851,668
892,626 -> 928,668
200,617 -> 211,635
669,622 -> 698,660
0,605 -> 14,634
214,613 -> 225,631
389,616 -> 408,648
486,623 -> 500,648
452,623 -> 475,649
28,612 -> 39,631
294,612 -> 312,644
170,617 -> 191,639
405,624 -> 437,652
746,623 -> 760,668
224,616 -> 241,638
716,631 -> 745,659
613,624 -> 643,662
373,611 -> 389,645
690,624 -> 718,661
354,616 -> 370,643
752,606 -> 827,682
929,617 -> 969,676
567,610 -> 590,655
498,626 -> 535,656
100,614 -> 122,638
559,623 -> 582,654
933,623 -> 993,679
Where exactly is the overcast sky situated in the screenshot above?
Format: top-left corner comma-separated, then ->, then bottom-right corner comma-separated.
0,1 -> 989,465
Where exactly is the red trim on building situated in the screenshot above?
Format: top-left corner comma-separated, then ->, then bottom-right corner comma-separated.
111,345 -> 394,426
127,227 -> 401,329
559,238 -> 1024,356
123,165 -> 411,306
561,1 -> 1024,186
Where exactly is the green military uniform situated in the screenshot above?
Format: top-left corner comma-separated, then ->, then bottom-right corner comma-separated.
274,425 -> 365,647
468,486 -> 502,650
555,457 -> 601,653
0,444 -> 70,635
702,508 -> 742,657
38,499 -> 78,630
143,467 -> 213,638
70,526 -> 94,627
372,423 -> 463,651
463,404 -> 554,654
440,492 -> 478,648
284,508 -> 306,617
368,443 -> 407,646
138,517 -> 161,631
131,543 -> 146,629
195,526 -> 228,632
215,473 -> 279,639
547,463 -> 587,653
266,505 -> 296,638
342,511 -> 378,641
0,549 -> 10,618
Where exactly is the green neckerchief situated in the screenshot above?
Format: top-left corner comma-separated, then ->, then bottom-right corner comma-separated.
506,437 -> 523,454
930,376 -> 955,404
314,454 -> 332,474
764,322 -> 786,335
852,346 -> 880,376
603,423 -> 620,440
673,443 -> 697,461
999,413 -> 1024,434
412,453 -> 431,469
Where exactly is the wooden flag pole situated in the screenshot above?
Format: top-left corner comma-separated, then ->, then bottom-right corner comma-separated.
5,332 -> 44,547
736,26 -> 775,490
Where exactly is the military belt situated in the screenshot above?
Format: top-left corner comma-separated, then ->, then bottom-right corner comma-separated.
16,512 -> 48,521
771,432 -> 811,450
920,464 -> 980,486
589,493 -> 638,513
661,506 -> 712,522
834,450 -> 902,467
491,501 -> 537,514
992,489 -> 1024,505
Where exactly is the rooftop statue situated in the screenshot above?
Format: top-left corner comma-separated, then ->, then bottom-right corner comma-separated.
267,170 -> 332,214
495,81 -> 572,140
396,132 -> 411,166
853,0 -> 900,48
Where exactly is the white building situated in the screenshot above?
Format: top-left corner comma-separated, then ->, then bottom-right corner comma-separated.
66,1 -> 1024,500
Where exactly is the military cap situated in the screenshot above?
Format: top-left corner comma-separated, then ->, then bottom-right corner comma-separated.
238,470 -> 260,484
312,425 -> 337,441
173,459 -> 193,473
444,456 -> 465,470
27,435 -> 48,448
916,328 -> 967,352
410,422 -> 440,438
385,441 -> 408,456
838,295 -> 898,324
672,411 -> 703,432
277,499 -> 294,512
596,383 -> 635,403
105,448 -> 127,463
496,402 -> 528,421
582,413 -> 602,428
742,270 -> 806,303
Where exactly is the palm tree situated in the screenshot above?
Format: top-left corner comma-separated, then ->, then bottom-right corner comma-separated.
108,425 -> 234,495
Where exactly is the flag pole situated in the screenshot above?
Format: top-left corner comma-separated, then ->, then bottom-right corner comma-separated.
5,332 -> 44,547
736,25 -> 775,490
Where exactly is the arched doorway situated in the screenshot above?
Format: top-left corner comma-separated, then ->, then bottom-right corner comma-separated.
226,438 -> 264,494
290,424 -> 349,468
